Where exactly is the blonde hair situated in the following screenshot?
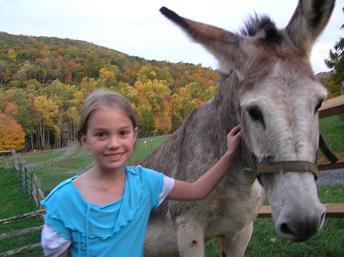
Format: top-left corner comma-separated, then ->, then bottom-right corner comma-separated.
77,89 -> 137,142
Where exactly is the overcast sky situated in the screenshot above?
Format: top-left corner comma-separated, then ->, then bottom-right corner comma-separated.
0,0 -> 342,73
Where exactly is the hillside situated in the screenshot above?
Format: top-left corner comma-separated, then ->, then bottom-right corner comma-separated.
0,32 -> 218,150
0,32 -> 217,88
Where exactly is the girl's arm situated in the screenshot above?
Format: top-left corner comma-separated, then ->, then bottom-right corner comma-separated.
167,125 -> 241,201
41,224 -> 71,257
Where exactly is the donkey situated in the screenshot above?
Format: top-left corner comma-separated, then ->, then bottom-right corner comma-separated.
143,0 -> 335,256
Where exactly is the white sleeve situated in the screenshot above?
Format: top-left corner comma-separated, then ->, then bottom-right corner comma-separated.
158,175 -> 175,205
41,224 -> 71,257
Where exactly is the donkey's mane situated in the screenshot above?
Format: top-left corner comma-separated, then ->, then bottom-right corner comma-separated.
240,14 -> 283,45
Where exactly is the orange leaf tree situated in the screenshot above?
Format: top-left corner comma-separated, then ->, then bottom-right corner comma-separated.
0,113 -> 26,150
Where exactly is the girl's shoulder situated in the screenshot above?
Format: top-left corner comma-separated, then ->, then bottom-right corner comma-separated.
126,165 -> 164,192
41,175 -> 79,206
126,165 -> 163,180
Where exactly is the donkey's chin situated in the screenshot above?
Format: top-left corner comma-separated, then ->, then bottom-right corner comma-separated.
275,209 -> 326,242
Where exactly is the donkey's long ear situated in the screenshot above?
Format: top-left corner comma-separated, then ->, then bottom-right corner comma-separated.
160,7 -> 245,71
285,0 -> 335,56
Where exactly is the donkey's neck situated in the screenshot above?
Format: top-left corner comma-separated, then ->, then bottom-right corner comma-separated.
215,73 -> 255,172
144,72 -> 252,181
213,73 -> 241,130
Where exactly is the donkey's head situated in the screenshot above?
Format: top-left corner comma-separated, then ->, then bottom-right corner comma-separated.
160,0 -> 335,242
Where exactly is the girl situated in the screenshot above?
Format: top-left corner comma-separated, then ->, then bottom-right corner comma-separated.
41,89 -> 241,257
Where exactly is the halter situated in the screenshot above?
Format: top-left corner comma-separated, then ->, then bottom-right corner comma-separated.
250,132 -> 337,180
256,161 -> 319,179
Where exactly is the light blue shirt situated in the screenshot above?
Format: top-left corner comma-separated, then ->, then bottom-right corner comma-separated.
41,166 -> 163,257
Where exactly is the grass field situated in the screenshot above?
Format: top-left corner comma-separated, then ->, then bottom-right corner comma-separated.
20,149 -> 65,164
319,115 -> 344,153
130,135 -> 167,163
34,149 -> 92,193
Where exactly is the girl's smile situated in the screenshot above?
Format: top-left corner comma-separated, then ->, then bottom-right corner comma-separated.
104,152 -> 125,161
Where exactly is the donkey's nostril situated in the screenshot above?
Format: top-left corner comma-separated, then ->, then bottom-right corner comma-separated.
277,214 -> 323,242
279,222 -> 294,236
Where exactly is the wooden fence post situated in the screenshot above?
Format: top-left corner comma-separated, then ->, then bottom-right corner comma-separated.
20,162 -> 25,192
27,167 -> 32,196
10,150 -> 45,208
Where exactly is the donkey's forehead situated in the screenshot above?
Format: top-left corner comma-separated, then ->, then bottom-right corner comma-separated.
240,53 -> 325,90
239,68 -> 327,105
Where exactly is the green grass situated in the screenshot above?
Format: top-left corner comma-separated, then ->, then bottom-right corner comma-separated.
244,218 -> 344,257
0,162 -> 38,221
0,162 -> 42,256
21,149 -> 66,164
319,115 -> 344,153
35,149 -> 92,193
130,135 -> 167,163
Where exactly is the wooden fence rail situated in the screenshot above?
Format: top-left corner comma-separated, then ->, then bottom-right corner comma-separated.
0,209 -> 44,257
319,94 -> 344,118
0,225 -> 43,241
0,244 -> 41,257
0,209 -> 45,225
258,203 -> 344,218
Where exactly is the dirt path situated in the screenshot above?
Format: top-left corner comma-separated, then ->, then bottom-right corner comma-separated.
318,169 -> 344,185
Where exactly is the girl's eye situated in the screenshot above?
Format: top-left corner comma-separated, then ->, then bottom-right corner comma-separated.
120,130 -> 129,136
95,132 -> 106,138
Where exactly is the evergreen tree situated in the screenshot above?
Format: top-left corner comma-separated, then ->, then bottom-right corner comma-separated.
325,8 -> 344,88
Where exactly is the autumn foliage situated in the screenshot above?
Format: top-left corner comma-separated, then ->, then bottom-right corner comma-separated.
0,113 -> 26,150
0,32 -> 218,150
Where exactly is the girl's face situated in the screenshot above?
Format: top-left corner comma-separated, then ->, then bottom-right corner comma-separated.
81,106 -> 137,173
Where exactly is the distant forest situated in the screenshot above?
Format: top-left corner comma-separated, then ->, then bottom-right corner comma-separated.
0,32 -> 219,151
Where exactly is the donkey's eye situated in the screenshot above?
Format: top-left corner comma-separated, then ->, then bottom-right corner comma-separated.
247,106 -> 263,121
247,106 -> 266,128
314,99 -> 323,113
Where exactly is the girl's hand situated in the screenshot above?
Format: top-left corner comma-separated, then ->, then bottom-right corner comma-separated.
226,125 -> 241,155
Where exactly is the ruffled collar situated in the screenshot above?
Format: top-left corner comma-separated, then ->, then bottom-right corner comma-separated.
110,166 -> 142,234
48,166 -> 144,239
71,166 -> 139,208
